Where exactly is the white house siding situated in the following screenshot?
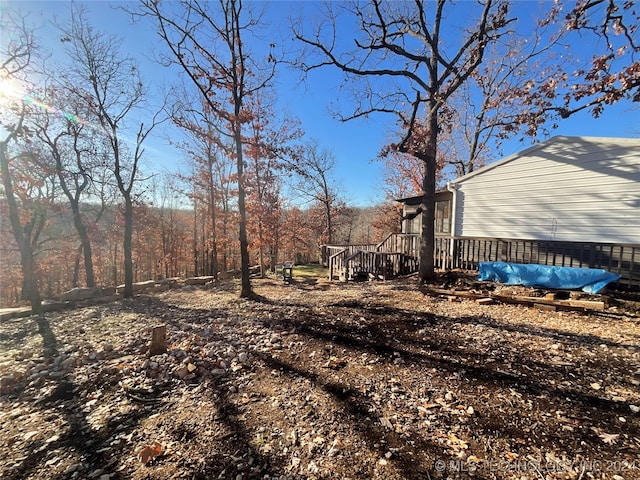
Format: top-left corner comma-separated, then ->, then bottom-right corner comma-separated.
451,136 -> 640,244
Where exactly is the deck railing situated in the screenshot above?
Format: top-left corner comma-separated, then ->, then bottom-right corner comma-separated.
344,250 -> 418,280
375,233 -> 421,256
322,235 -> 639,289
322,244 -> 378,267
452,237 -> 640,290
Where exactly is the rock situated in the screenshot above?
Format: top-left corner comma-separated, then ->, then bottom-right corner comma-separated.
630,404 -> 639,413
1,375 -> 16,389
88,469 -> 104,478
238,352 -> 248,363
60,356 -> 77,370
102,343 -> 114,352
174,366 -> 189,379
63,463 -> 82,475
210,369 -> 226,376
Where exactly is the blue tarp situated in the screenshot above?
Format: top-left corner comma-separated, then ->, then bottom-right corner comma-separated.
478,262 -> 621,294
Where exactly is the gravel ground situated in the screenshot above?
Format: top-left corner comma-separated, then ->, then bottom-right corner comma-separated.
1,276 -> 640,480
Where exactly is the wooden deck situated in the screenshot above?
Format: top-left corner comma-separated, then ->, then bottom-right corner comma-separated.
322,234 -> 421,281
322,235 -> 640,290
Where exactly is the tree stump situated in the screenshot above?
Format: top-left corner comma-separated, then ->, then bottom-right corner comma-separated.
150,325 -> 167,356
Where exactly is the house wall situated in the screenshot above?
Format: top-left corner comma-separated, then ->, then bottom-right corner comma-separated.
452,137 -> 640,244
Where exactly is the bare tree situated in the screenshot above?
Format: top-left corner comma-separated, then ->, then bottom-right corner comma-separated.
290,140 -> 342,245
58,5 -> 163,297
294,0 -> 515,282
26,82 -> 106,288
0,10 -> 45,313
136,0 -> 277,298
171,96 -> 232,279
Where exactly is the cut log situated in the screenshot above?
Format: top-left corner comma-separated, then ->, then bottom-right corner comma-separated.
60,287 -> 104,301
476,298 -> 494,305
424,287 -> 606,312
116,280 -> 156,294
534,303 -> 557,311
150,325 -> 167,356
184,276 -> 215,286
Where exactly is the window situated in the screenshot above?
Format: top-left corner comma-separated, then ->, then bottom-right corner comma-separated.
402,200 -> 451,235
435,200 -> 451,234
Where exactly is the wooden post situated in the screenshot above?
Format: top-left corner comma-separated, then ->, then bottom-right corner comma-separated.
150,324 -> 167,356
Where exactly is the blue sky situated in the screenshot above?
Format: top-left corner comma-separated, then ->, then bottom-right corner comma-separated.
3,0 -> 639,206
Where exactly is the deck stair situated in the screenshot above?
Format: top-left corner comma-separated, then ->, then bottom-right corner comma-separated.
325,233 -> 420,281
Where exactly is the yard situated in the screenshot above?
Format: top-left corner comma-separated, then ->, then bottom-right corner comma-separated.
1,273 -> 639,479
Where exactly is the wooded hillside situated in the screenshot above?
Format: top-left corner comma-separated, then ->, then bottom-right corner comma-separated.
0,201 -> 393,306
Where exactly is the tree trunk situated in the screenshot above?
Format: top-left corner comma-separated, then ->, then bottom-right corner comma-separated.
325,201 -> 333,245
123,195 -> 134,298
72,245 -> 82,288
71,202 -> 96,287
19,234 -> 42,314
1,141 -> 42,314
209,188 -> 219,279
418,112 -> 438,284
235,126 -> 252,298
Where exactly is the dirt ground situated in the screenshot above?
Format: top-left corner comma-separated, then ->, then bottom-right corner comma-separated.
1,273 -> 640,480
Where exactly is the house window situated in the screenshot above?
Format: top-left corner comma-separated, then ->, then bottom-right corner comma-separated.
435,200 -> 451,234
405,214 -> 420,234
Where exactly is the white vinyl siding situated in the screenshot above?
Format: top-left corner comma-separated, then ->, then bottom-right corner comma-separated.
452,137 -> 640,244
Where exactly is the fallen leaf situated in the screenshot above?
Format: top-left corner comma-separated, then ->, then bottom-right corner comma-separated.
139,441 -> 163,465
598,432 -> 619,445
447,433 -> 469,449
505,451 -> 519,460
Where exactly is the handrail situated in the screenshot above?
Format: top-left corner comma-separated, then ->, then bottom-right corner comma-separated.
328,247 -> 348,281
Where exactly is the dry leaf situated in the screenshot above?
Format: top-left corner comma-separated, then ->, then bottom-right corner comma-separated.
505,451 -> 519,461
598,432 -> 619,445
139,441 -> 163,465
448,433 -> 469,449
